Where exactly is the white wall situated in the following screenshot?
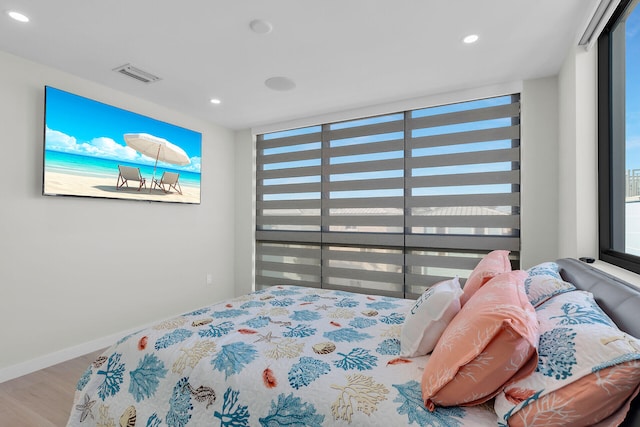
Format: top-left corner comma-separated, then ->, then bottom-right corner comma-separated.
520,77 -> 561,268
518,59 -> 600,268
558,45 -> 599,259
234,128 -> 255,297
0,51 -> 237,381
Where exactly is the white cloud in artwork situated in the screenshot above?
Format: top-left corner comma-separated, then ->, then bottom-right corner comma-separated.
86,136 -> 138,161
45,127 -> 78,152
45,126 -> 201,173
185,156 -> 201,173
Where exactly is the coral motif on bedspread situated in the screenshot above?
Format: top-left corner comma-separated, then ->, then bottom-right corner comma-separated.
67,285 -> 499,426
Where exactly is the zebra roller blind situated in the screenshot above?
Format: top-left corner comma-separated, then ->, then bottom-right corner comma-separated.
256,94 -> 520,299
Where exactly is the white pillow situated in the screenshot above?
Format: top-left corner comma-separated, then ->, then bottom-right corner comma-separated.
400,277 -> 462,357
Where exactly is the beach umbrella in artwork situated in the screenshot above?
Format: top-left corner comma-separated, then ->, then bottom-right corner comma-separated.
123,133 -> 190,190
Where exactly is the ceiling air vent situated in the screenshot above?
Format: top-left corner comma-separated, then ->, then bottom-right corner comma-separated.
112,64 -> 161,84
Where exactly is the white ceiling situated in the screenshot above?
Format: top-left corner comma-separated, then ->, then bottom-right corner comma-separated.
0,0 -> 598,130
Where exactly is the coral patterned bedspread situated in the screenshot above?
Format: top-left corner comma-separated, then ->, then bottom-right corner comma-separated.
66,285 -> 498,426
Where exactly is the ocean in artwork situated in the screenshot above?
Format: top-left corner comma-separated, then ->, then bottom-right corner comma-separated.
44,150 -> 201,187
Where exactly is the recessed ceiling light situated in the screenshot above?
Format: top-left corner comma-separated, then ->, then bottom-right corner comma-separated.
249,19 -> 273,34
265,76 -> 296,91
210,98 -> 221,105
463,34 -> 479,44
7,10 -> 29,23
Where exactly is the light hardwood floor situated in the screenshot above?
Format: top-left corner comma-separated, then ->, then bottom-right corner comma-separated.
0,350 -> 104,427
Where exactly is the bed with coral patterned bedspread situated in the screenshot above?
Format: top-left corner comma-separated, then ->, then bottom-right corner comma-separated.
66,256 -> 640,427
66,285 -> 498,426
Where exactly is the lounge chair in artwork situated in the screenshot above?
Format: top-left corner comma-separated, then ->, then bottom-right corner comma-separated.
116,165 -> 146,191
152,171 -> 182,194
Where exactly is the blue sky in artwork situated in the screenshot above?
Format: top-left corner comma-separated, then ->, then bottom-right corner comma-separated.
44,86 -> 201,173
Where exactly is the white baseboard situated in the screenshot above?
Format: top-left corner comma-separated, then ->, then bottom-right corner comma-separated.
0,327 -> 139,384
0,306 -> 211,384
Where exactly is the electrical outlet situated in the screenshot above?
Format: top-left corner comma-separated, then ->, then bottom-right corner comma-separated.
206,273 -> 213,285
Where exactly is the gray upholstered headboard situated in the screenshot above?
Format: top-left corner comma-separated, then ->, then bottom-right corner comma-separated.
556,258 -> 640,427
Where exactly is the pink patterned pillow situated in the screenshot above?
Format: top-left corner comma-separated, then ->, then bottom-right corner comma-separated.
502,363 -> 640,427
460,250 -> 511,306
421,270 -> 539,409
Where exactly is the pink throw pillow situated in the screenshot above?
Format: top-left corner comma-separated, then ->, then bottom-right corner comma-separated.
503,363 -> 640,426
460,250 -> 511,306
421,270 -> 539,409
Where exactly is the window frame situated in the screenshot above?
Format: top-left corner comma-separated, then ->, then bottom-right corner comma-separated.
598,0 -> 640,275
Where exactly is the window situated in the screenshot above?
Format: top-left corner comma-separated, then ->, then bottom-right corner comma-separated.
598,0 -> 640,275
256,95 -> 521,298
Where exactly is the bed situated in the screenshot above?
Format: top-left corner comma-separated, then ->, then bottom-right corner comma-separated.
66,257 -> 640,427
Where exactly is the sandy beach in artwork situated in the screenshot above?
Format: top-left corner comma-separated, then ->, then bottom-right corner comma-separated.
44,171 -> 200,204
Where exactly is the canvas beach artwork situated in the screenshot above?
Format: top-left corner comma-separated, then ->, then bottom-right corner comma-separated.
42,86 -> 202,204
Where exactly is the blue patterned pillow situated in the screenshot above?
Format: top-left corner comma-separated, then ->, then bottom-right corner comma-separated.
495,290 -> 640,426
524,262 -> 575,307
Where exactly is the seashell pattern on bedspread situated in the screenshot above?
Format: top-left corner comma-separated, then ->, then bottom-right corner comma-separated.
66,285 -> 499,426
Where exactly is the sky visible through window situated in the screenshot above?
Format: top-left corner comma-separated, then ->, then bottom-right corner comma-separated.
626,3 -> 640,257
262,96 -> 514,201
627,4 -> 640,172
